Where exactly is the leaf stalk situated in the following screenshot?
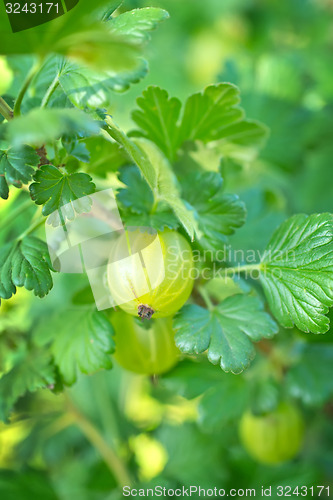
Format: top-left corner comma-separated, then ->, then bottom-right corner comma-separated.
0,96 -> 13,121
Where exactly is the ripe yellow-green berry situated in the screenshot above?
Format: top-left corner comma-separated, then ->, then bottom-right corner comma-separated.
108,229 -> 194,319
239,402 -> 304,465
111,310 -> 179,375
0,57 -> 13,94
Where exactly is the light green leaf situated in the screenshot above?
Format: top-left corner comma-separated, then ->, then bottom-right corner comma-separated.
0,145 -> 39,200
29,165 -> 95,221
0,351 -> 55,422
50,308 -> 115,385
58,59 -> 148,108
260,213 -> 333,333
105,116 -> 157,192
131,86 -> 181,161
216,119 -> 269,147
131,84 -> 267,162
5,108 -> 100,147
179,83 -> 243,143
174,295 -> 278,374
109,7 -> 169,44
0,237 -> 53,300
181,171 -> 246,250
134,138 -> 198,240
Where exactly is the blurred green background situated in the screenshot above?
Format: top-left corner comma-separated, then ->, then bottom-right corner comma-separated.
1,0 -> 333,498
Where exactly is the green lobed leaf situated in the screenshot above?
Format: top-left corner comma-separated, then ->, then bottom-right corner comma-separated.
216,119 -> 269,147
0,351 -> 55,422
0,236 -> 53,300
0,145 -> 39,200
4,108 -> 100,147
131,84 -> 267,163
49,308 -> 115,385
29,165 -> 96,221
62,137 -> 90,163
179,83 -> 243,144
286,343 -> 333,406
181,171 -> 246,251
117,164 -> 154,214
117,165 -> 180,231
260,213 -> 333,333
174,295 -> 278,374
131,86 -> 182,161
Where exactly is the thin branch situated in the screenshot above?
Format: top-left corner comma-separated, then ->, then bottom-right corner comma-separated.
0,96 -> 13,121
14,57 -> 44,117
65,395 -> 133,487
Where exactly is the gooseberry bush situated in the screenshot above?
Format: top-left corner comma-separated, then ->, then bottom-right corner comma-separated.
0,0 -> 333,496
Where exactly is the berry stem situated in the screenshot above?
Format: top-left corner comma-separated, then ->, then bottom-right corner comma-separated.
198,286 -> 214,310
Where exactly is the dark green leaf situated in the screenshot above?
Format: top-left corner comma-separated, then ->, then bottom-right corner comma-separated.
157,423 -> 226,487
198,375 -> 249,430
0,237 -> 53,300
174,295 -> 278,374
117,165 -> 154,214
62,138 -> 90,163
48,308 -> 115,385
0,469 -> 59,500
260,213 -> 333,333
0,146 -> 39,199
181,171 -> 246,251
117,164 -> 180,230
85,136 -> 129,178
286,343 -> 333,406
0,351 -> 54,421
29,165 -> 95,220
